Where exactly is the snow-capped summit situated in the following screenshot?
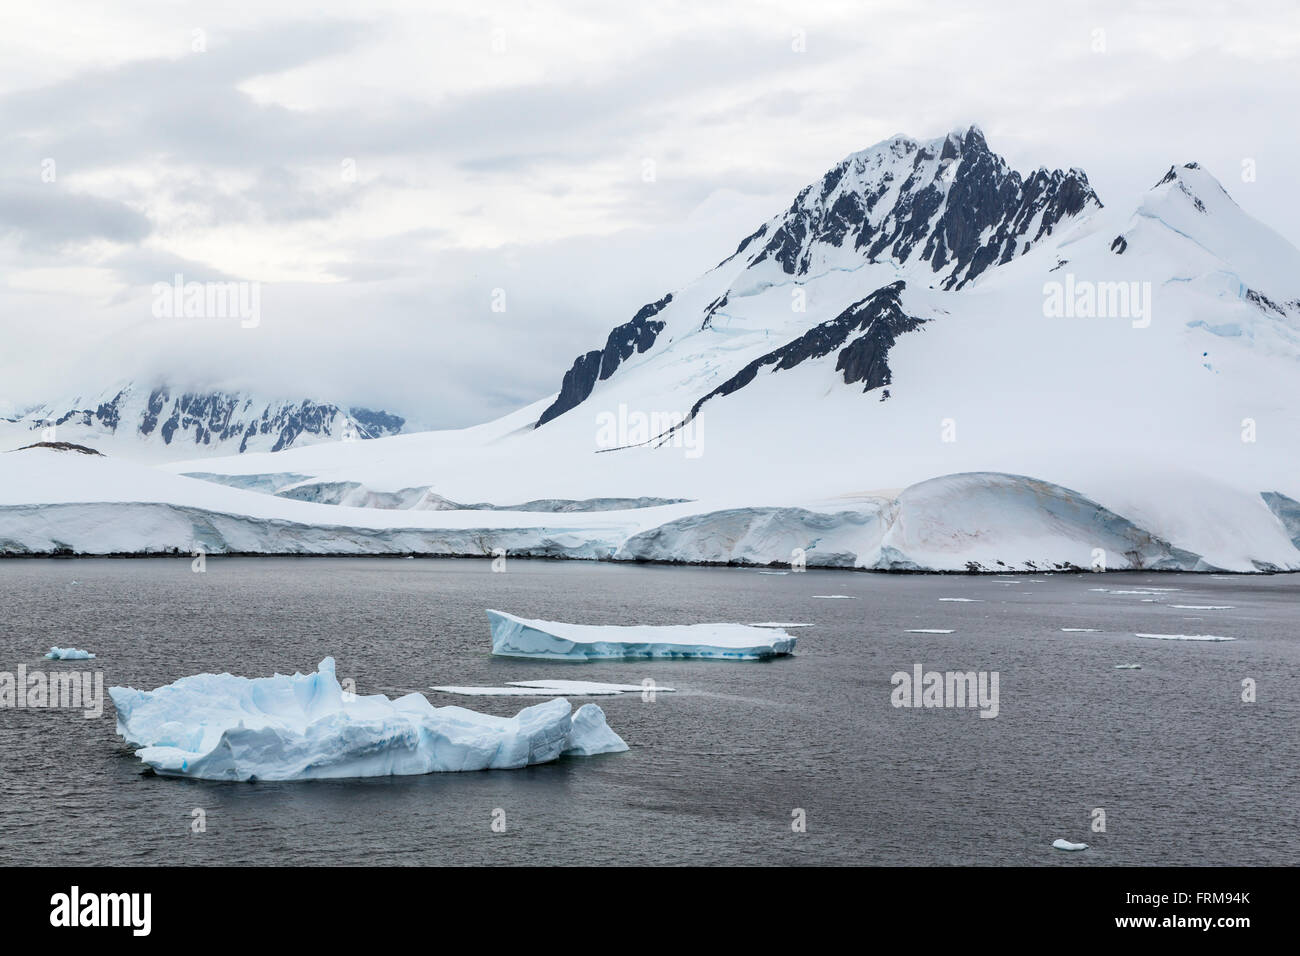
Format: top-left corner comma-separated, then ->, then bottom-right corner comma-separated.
733,125 -> 1100,287
1117,160 -> 1300,314
536,126 -> 1103,428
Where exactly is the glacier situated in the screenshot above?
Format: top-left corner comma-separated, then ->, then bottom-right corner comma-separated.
487,609 -> 797,660
109,657 -> 627,781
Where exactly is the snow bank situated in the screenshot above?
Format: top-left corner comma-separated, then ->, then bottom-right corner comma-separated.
878,473 -> 1206,572
487,610 -> 797,660
4,447 -> 1297,573
615,505 -> 882,568
45,647 -> 95,660
109,657 -> 627,781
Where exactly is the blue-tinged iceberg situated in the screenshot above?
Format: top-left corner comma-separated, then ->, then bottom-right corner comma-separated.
108,657 -> 627,781
46,647 -> 95,660
487,610 -> 797,661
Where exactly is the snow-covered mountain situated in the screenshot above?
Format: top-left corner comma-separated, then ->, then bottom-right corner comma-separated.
4,126 -> 1300,571
537,126 -> 1101,427
0,384 -> 404,461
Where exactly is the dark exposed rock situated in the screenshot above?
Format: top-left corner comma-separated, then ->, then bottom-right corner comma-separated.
701,293 -> 729,330
24,386 -> 403,453
835,302 -> 927,391
536,293 -> 673,427
749,127 -> 1101,290
635,282 -> 921,447
14,441 -> 103,456
535,350 -> 602,428
1246,288 -> 1287,316
349,407 -> 406,437
599,293 -> 672,381
1110,235 -> 1128,254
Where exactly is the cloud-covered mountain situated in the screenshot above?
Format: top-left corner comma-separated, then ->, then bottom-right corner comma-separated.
1,383 -> 404,461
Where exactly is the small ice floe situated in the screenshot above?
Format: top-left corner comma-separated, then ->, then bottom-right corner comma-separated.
1108,590 -> 1174,596
1060,628 -> 1100,633
432,680 -> 676,697
45,647 -> 95,660
905,629 -> 954,634
1114,663 -> 1142,670
938,598 -> 982,603
1052,839 -> 1089,851
1168,605 -> 1234,610
811,594 -> 855,599
757,570 -> 788,575
1134,633 -> 1235,642
487,610 -> 796,660
109,657 -> 627,780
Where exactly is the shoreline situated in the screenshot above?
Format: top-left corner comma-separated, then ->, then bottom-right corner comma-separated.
0,550 -> 1287,575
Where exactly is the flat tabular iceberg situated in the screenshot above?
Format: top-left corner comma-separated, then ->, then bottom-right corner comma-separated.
1134,632 -> 1235,642
487,610 -> 796,660
46,647 -> 94,660
109,657 -> 627,781
432,679 -> 676,697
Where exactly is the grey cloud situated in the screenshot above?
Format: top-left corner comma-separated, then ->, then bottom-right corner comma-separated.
0,181 -> 151,248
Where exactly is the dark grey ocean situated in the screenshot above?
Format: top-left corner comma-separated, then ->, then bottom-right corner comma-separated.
1,558 -> 1295,865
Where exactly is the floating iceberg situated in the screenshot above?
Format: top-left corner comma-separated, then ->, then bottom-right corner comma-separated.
109,657 -> 627,781
432,679 -> 675,697
487,610 -> 796,660
45,647 -> 95,660
1134,632 -> 1235,642
1052,839 -> 1089,851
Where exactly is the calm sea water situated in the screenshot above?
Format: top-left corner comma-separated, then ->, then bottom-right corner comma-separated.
0,558 -> 1296,866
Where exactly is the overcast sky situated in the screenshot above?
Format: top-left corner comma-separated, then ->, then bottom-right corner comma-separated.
1,0 -> 1296,427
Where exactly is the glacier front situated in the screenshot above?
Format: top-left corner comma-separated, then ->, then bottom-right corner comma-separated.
487,609 -> 797,660
109,657 -> 627,781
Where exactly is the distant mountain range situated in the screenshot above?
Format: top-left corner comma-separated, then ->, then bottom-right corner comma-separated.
0,384 -> 403,461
